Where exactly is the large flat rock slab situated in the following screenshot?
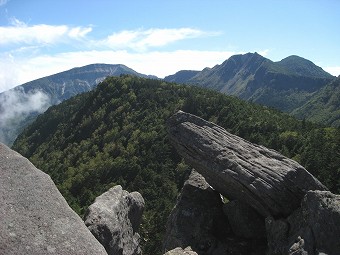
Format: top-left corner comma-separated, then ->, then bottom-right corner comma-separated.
167,111 -> 327,217
0,143 -> 107,255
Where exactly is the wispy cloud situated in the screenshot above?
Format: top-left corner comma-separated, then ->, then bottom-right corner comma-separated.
101,28 -> 216,51
0,19 -> 215,51
0,18 -> 92,45
0,0 -> 9,7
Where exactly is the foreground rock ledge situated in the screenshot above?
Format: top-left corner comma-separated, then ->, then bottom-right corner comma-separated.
167,111 -> 327,217
0,143 -> 107,255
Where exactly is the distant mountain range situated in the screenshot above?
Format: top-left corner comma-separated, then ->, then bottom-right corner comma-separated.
0,53 -> 339,145
164,52 -> 335,113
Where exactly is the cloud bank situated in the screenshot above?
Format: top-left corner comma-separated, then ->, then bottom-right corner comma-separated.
0,87 -> 51,145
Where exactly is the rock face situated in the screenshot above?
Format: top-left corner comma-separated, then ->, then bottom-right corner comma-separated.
84,185 -> 145,255
0,143 -> 108,255
163,170 -> 230,254
167,111 -> 327,217
266,190 -> 340,255
163,170 -> 266,255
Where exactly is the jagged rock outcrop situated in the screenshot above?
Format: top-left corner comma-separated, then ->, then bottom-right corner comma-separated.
84,185 -> 145,255
163,170 -> 266,255
0,143 -> 108,255
266,190 -> 340,255
163,170 -> 231,254
167,111 -> 327,217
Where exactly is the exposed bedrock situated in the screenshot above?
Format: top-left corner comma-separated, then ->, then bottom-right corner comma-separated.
163,170 -> 266,255
266,190 -> 340,255
0,143 -> 108,255
84,185 -> 145,255
167,111 -> 327,217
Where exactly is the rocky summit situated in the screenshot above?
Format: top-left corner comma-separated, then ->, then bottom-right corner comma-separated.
0,143 -> 107,255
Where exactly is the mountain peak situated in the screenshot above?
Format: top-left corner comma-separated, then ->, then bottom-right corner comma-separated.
227,52 -> 266,62
277,55 -> 333,78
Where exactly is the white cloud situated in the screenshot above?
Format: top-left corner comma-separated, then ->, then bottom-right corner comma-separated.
101,28 -> 217,51
0,18 -> 92,45
0,0 -> 9,6
0,87 -> 51,144
324,66 -> 340,77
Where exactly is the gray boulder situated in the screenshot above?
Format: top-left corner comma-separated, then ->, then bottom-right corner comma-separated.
266,190 -> 340,255
84,185 -> 145,255
167,111 -> 327,217
163,170 -> 230,254
164,247 -> 198,255
0,143 -> 108,255
163,170 -> 266,255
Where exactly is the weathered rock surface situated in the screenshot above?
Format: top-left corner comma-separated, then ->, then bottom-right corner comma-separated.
222,200 -> 266,240
266,190 -> 340,255
167,111 -> 327,217
164,247 -> 198,255
163,170 -> 230,254
163,170 -> 266,255
84,185 -> 145,255
0,143 -> 108,255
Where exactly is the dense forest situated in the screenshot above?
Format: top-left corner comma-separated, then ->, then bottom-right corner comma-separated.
13,75 -> 340,254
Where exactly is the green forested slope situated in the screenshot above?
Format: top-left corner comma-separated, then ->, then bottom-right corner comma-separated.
13,75 -> 340,254
292,76 -> 340,126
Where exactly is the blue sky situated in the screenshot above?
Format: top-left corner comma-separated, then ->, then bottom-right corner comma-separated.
0,0 -> 339,92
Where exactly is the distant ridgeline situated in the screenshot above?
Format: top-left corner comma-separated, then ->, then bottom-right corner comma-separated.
13,75 -> 340,255
165,52 -> 339,126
